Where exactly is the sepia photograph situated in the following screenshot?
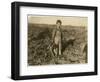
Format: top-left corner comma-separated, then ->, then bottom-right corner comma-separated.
11,2 -> 97,80
28,15 -> 88,66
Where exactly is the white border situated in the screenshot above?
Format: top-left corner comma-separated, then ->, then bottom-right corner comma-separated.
20,6 -> 94,76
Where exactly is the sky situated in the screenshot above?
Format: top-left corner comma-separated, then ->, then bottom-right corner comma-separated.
28,15 -> 88,26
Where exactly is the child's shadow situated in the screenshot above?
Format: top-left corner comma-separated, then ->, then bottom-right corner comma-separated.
62,38 -> 76,53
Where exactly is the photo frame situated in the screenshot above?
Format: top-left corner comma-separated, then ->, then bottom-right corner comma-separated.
11,1 -> 98,80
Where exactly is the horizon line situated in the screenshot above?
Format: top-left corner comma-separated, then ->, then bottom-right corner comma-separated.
28,22 -> 87,27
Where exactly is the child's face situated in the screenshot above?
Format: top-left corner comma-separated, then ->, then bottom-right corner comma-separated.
56,22 -> 61,27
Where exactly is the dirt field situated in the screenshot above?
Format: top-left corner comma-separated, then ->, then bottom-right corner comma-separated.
28,23 -> 87,65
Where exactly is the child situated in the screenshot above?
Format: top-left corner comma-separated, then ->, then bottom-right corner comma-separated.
52,20 -> 62,56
